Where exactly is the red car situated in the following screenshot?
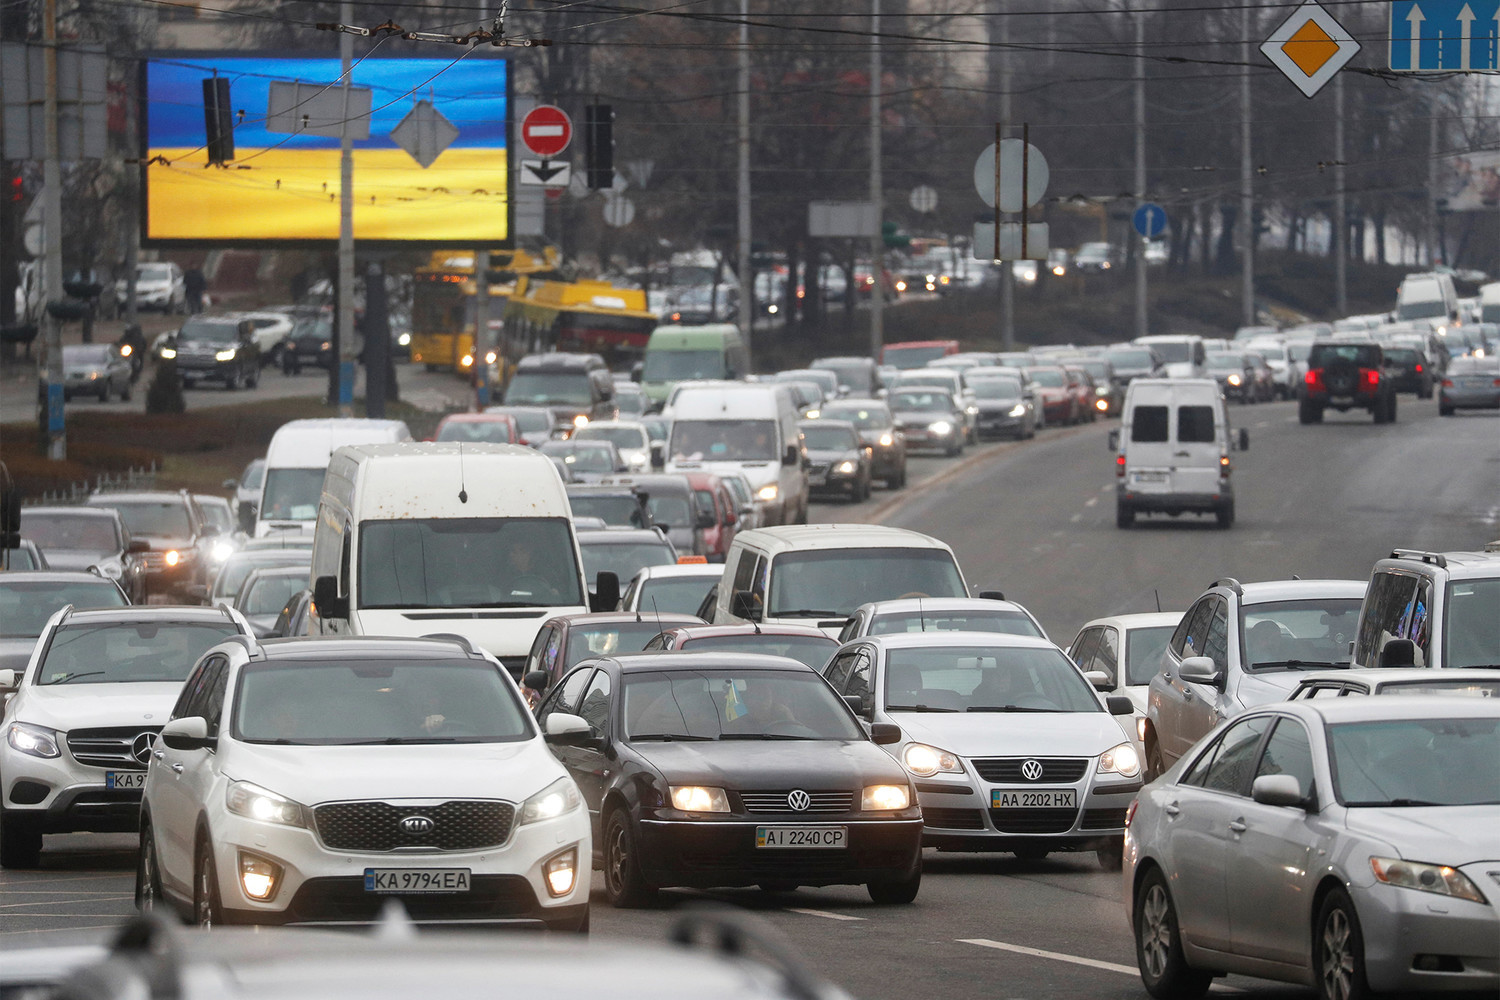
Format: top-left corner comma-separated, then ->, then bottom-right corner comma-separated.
682,471 -> 739,563
430,412 -> 520,444
642,623 -> 841,671
1063,365 -> 1101,423
1022,365 -> 1079,426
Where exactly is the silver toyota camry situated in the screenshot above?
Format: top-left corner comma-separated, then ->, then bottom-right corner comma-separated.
1124,696 -> 1500,1000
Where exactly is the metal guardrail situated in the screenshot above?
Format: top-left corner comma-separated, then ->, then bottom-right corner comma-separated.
24,463 -> 158,505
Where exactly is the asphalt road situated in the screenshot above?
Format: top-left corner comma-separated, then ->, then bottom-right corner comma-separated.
2,395 -> 1496,1000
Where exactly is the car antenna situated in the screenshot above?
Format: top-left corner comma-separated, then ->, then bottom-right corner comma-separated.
1154,589 -> 1161,613
919,595 -> 926,632
650,594 -> 664,635
457,443 -> 468,504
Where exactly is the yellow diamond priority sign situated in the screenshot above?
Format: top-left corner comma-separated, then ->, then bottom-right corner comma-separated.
1261,1 -> 1360,99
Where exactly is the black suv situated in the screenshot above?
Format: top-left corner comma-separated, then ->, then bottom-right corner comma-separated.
164,316 -> 261,390
1298,341 -> 1397,424
84,491 -> 219,599
503,353 -> 617,430
281,312 -> 334,374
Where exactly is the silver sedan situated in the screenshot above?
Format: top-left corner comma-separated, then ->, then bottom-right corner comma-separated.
1124,697 -> 1500,1000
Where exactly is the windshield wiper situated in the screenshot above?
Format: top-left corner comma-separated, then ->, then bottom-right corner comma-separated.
772,609 -> 845,618
886,704 -> 960,713
1346,798 -> 1444,807
1250,660 -> 1346,670
966,706 -> 1065,713
629,733 -> 713,742
718,733 -> 820,740
49,671 -> 109,684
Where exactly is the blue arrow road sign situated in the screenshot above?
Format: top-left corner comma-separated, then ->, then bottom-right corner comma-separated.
1390,1 -> 1500,71
1133,203 -> 1168,239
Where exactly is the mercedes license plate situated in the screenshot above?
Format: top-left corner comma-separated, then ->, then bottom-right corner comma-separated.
991,788 -> 1077,809
755,826 -> 847,849
1131,471 -> 1167,484
106,771 -> 146,790
364,868 -> 471,893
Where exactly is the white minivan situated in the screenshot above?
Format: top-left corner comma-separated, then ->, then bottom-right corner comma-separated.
1396,271 -> 1458,327
256,418 -> 411,537
663,383 -> 809,526
1132,335 -> 1207,379
1111,379 -> 1247,530
308,442 -> 613,674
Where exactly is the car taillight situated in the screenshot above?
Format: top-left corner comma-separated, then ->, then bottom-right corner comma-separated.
1414,364 -> 1423,373
1359,368 -> 1380,389
1442,379 -> 1454,388
1220,454 -> 1230,477
1116,453 -> 1126,478
1305,369 -> 1325,392
1494,378 -> 1500,387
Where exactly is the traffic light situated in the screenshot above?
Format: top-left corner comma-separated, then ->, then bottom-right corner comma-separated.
584,104 -> 614,190
203,77 -> 234,165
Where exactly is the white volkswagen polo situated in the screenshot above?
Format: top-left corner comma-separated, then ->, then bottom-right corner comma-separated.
136,634 -> 590,931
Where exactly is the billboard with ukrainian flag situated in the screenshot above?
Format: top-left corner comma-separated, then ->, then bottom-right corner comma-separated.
142,54 -> 511,247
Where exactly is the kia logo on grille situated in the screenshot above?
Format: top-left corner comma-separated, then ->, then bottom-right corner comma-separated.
1020,759 -> 1044,781
399,815 -> 435,835
132,732 -> 155,765
786,789 -> 811,812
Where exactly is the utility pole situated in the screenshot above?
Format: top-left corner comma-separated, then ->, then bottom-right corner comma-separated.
997,0 -> 1014,350
869,0 -> 884,359
1239,2 -> 1254,327
1133,8 -> 1147,340
1334,72 -> 1347,316
1428,104 -> 1440,266
737,0 -> 753,368
337,0 -> 356,415
474,2 -> 491,408
42,0 -> 65,458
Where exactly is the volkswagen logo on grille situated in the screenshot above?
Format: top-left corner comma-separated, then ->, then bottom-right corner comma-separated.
1020,759 -> 1044,782
786,789 -> 811,812
399,815 -> 435,835
132,732 -> 155,765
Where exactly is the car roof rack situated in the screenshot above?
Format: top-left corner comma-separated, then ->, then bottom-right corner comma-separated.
1209,577 -> 1243,596
421,632 -> 480,656
1389,548 -> 1446,568
224,633 -> 261,657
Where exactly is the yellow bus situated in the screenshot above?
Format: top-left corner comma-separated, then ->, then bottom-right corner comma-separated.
410,248 -> 563,376
503,276 -> 658,367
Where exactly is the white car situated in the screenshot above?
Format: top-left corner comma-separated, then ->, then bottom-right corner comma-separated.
1126,697 -> 1500,1000
819,632 -> 1140,869
0,605 -> 248,869
227,311 -> 295,367
836,596 -> 1046,643
1066,611 -> 1182,747
137,634 -> 591,930
115,261 -> 185,313
618,562 -> 724,616
572,419 -> 653,472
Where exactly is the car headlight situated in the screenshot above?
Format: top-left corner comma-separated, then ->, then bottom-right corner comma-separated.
1227,373 -> 1242,385
520,776 -> 583,825
928,420 -> 953,435
210,540 -> 236,563
320,341 -> 331,351
460,353 -> 474,368
398,332 -> 411,346
669,785 -> 730,813
215,349 -> 238,362
7,722 -> 61,759
1370,857 -> 1487,904
902,742 -> 963,777
159,347 -> 177,359
836,460 -> 857,474
804,408 -> 821,419
861,784 -> 911,811
878,432 -> 894,447
1095,386 -> 1109,396
756,483 -> 779,502
1008,403 -> 1026,417
1097,742 -> 1141,777
163,549 -> 181,567
226,780 -> 306,827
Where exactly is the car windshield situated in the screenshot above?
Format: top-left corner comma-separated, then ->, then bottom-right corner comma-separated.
37,621 -> 238,684
576,425 -> 648,451
212,553 -> 308,602
623,669 -> 863,740
1241,598 -> 1364,670
635,577 -> 718,616
139,264 -> 172,281
260,468 -> 325,522
643,350 -> 725,381
436,420 -> 513,443
970,381 -> 1022,401
884,345 -> 948,369
494,409 -> 551,433
801,425 -> 858,451
239,574 -> 308,616
644,494 -> 692,528
1330,717 -> 1500,806
813,361 -> 873,393
883,645 -> 1102,713
1126,625 -> 1177,685
670,420 -> 779,462
1445,579 -> 1500,669
570,495 -> 647,528
178,320 -> 238,344
566,622 -> 671,664
63,346 -> 113,366
891,374 -> 956,393
1287,342 -> 1313,362
821,405 -> 889,430
615,390 -> 646,416
578,539 -> 675,585
890,391 -> 953,413
360,517 -> 584,610
241,461 -> 265,490
235,658 -> 533,745
768,548 -> 965,617
679,635 -> 837,670
197,502 -> 234,534
504,372 -> 593,406
1207,354 -> 1246,370
1025,369 -> 1066,388
544,443 -> 615,473
291,316 -> 330,341
1145,341 -> 1191,363
870,609 -> 1041,638
103,501 -> 190,538
0,580 -> 127,637
1397,298 -> 1447,321
21,513 -> 118,553
1105,349 -> 1153,368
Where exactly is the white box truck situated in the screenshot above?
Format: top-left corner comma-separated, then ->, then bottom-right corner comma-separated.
256,418 -> 411,537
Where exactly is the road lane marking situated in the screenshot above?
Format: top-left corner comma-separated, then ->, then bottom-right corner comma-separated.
1084,497 -> 1099,507
0,895 -> 134,910
958,938 -> 1242,992
1070,514 -> 1083,523
787,907 -> 865,921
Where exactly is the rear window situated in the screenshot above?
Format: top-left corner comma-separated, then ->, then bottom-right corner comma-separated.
1131,405 -> 1169,443
1309,343 -> 1380,368
1178,406 -> 1216,443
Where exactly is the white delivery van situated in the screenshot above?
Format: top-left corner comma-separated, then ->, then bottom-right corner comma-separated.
715,524 -> 977,636
308,442 -> 612,674
1396,271 -> 1458,327
256,418 -> 411,537
663,383 -> 809,526
1112,378 -> 1247,530
1479,282 -> 1500,324
1132,335 -> 1207,378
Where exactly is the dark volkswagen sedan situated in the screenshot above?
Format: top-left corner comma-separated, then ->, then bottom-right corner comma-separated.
533,652 -> 922,907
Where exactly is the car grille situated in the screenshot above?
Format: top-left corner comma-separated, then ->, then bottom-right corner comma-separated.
139,550 -> 168,571
313,800 -> 516,852
66,727 -> 160,769
922,808 -> 986,830
738,790 -> 854,814
989,808 -> 1078,834
971,758 -> 1089,784
1079,807 -> 1129,831
807,463 -> 829,477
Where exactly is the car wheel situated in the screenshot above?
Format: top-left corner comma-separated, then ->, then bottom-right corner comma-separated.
1116,503 -> 1135,529
1439,403 -> 1454,416
1386,395 -> 1397,423
98,382 -> 110,402
0,811 -> 43,868
1097,838 -> 1124,871
182,378 -> 196,389
1145,739 -> 1166,782
602,810 -> 656,908
1298,399 -> 1319,424
1135,867 -> 1213,1000
1316,888 -> 1370,1000
246,365 -> 260,389
867,864 -> 921,904
1215,501 -> 1234,529
223,370 -> 239,391
119,380 -> 132,403
193,837 -> 221,927
136,819 -> 165,913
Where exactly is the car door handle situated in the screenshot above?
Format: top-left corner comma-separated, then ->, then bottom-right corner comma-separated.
170,762 -> 184,774
153,750 -> 164,760
1173,450 -> 1190,457
1228,819 -> 1246,833
1164,802 -> 1181,816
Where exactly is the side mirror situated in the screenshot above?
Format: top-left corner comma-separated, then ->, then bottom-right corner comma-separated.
127,539 -> 152,554
160,716 -> 215,752
1107,429 -> 1120,451
222,479 -> 238,490
0,668 -> 17,691
1106,695 -> 1135,716
1238,427 -> 1250,452
1378,638 -> 1416,668
544,712 -> 597,746
199,525 -> 219,538
1177,655 -> 1223,687
1085,670 -> 1112,691
869,722 -> 902,745
696,511 -> 717,530
312,575 -> 348,619
650,443 -> 665,470
977,589 -> 1005,601
591,571 -> 620,612
782,444 -> 798,467
730,589 -> 762,622
843,694 -> 864,715
1250,774 -> 1306,808
523,669 -> 550,692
